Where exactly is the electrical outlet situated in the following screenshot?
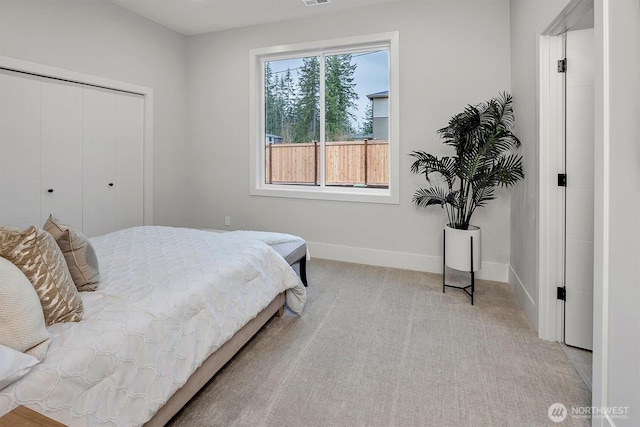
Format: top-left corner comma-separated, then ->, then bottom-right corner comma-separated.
224,216 -> 231,226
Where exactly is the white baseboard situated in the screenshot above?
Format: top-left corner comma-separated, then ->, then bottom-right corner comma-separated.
307,241 -> 509,282
508,265 -> 537,328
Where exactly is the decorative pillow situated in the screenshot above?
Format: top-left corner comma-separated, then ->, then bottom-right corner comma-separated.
0,344 -> 40,390
0,257 -> 51,361
0,226 -> 83,326
44,215 -> 100,292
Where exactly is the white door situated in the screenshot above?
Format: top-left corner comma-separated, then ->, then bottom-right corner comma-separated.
40,80 -> 84,229
115,93 -> 144,230
83,87 -> 117,238
563,28 -> 595,350
0,70 -> 41,228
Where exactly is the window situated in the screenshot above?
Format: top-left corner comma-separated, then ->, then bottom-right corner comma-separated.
250,32 -> 399,204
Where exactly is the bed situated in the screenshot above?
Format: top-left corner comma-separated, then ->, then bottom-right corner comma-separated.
0,225 -> 307,426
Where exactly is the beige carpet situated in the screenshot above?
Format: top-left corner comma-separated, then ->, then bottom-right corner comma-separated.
168,259 -> 591,427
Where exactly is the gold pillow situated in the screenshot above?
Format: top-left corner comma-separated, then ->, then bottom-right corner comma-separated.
0,226 -> 83,326
44,215 -> 100,292
0,256 -> 51,361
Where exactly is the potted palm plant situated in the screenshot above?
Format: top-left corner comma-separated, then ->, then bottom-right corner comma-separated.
410,92 -> 524,275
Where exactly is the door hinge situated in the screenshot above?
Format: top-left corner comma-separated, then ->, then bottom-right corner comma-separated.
558,173 -> 567,187
557,286 -> 566,301
557,58 -> 567,73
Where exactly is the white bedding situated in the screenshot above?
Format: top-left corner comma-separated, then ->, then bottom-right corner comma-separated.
228,230 -> 305,245
0,226 -> 306,426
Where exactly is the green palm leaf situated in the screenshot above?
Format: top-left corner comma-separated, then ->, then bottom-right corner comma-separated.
410,92 -> 524,229
412,187 -> 452,209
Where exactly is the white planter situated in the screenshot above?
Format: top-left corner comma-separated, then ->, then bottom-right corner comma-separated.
444,224 -> 481,272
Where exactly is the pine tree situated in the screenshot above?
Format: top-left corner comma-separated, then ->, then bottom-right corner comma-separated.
293,57 -> 320,143
264,63 -> 281,137
325,54 -> 358,141
279,69 -> 296,143
361,98 -> 374,136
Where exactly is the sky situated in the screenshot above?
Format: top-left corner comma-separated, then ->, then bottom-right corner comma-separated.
267,49 -> 389,130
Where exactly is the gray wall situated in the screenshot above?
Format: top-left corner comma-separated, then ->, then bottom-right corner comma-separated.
0,0 -> 190,227
186,0 -> 512,279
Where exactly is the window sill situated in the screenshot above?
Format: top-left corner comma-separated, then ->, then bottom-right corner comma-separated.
250,184 -> 399,204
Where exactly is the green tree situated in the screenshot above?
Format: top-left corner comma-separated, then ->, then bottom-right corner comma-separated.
293,57 -> 320,143
264,63 -> 282,137
279,68 -> 296,143
361,98 -> 374,136
325,54 -> 358,141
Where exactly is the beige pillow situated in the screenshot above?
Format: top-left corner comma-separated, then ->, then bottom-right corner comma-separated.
0,226 -> 83,326
0,256 -> 51,361
44,215 -> 100,292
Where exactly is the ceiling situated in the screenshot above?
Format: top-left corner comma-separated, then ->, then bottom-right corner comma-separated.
109,0 -> 410,36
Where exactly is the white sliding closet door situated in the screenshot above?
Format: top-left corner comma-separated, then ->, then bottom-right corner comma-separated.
0,71 -> 41,228
40,81 -> 83,229
115,93 -> 144,230
83,88 -> 117,238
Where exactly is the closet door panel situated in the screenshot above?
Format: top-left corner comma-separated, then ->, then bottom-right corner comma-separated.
0,145 -> 41,228
115,93 -> 144,230
0,71 -> 41,227
0,72 -> 40,145
40,81 -> 83,229
82,88 -> 116,237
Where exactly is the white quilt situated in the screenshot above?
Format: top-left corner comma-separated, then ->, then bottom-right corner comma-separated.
0,226 -> 306,426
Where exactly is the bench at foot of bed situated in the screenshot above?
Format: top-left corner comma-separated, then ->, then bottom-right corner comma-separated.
269,240 -> 308,287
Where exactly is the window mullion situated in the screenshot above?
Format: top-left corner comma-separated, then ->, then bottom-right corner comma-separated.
319,53 -> 326,188
260,59 -> 267,186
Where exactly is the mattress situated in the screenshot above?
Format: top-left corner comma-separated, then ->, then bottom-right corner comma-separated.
0,226 -> 306,426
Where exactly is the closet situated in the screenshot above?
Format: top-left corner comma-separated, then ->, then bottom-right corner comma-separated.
0,68 -> 144,237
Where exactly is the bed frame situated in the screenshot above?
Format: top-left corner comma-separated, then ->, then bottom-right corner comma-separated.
144,292 -> 286,426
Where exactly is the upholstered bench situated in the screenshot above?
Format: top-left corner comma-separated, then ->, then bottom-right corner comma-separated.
269,240 -> 308,287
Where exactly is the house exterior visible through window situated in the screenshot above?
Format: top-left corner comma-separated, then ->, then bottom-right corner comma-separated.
250,32 -> 399,204
368,90 -> 389,141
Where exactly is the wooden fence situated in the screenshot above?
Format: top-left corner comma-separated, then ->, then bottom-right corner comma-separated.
266,140 -> 389,187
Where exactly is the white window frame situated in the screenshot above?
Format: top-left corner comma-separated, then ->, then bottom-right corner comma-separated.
249,32 -> 399,204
